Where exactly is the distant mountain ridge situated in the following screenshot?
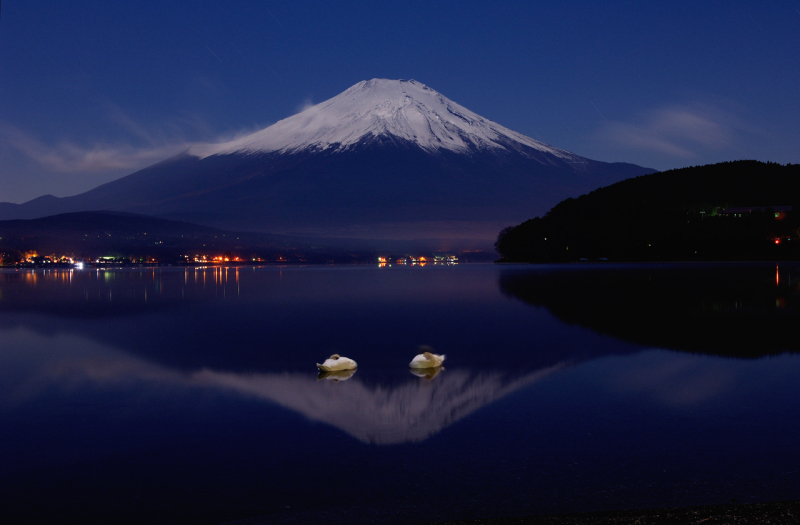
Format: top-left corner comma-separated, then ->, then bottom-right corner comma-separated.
0,211 -> 374,263
0,79 -> 655,250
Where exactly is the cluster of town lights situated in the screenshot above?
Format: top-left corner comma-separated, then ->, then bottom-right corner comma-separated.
8,252 -> 268,267
7,251 -> 459,268
191,255 -> 246,262
377,255 -> 458,267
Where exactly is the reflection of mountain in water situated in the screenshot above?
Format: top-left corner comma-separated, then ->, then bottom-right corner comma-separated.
1,329 -> 567,445
499,264 -> 800,357
201,366 -> 565,444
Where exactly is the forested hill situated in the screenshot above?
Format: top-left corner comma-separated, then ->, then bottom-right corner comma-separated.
495,161 -> 800,262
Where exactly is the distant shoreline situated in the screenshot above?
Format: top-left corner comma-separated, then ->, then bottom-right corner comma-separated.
432,500 -> 800,524
229,499 -> 800,524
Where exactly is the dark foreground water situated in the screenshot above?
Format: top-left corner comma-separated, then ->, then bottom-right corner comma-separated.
1,263 -> 799,524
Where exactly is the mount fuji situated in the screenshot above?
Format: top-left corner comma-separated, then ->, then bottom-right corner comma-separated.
0,79 -> 655,250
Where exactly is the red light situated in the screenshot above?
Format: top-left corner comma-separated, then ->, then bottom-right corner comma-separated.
775,239 -> 781,244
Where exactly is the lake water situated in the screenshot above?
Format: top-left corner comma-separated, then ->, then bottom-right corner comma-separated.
1,263 -> 799,524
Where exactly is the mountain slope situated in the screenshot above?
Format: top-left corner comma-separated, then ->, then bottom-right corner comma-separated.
0,79 -> 655,249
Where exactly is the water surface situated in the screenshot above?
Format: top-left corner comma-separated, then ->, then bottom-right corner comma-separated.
1,263 -> 799,523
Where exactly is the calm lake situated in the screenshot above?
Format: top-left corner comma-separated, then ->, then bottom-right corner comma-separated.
1,263 -> 799,524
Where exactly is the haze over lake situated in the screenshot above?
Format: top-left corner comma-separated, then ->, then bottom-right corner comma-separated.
1,263 -> 799,524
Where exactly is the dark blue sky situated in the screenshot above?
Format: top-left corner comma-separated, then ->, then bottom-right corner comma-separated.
1,1 -> 799,203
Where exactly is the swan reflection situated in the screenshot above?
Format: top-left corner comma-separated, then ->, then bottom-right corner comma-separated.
317,369 -> 357,381
409,366 -> 443,379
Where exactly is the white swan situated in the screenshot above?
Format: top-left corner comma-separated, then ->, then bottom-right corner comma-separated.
409,351 -> 445,369
316,354 -> 357,372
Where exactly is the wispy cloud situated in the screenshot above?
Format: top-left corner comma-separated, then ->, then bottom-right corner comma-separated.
595,104 -> 746,159
295,97 -> 315,113
0,105 -> 270,175
0,123 -> 194,172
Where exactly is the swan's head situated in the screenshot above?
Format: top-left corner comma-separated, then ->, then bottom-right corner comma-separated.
329,354 -> 340,360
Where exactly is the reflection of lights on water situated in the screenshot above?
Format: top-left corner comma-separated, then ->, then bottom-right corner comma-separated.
23,270 -> 38,286
777,265 -> 780,286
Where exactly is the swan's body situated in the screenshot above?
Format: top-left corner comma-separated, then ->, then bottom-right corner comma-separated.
316,354 -> 357,372
409,351 -> 445,369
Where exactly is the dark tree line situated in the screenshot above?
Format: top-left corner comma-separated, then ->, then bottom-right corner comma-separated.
496,161 -> 800,262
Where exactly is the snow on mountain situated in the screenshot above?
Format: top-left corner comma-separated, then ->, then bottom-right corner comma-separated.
193,79 -> 584,164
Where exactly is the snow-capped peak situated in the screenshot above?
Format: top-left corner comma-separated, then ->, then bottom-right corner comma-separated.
192,79 -> 578,160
